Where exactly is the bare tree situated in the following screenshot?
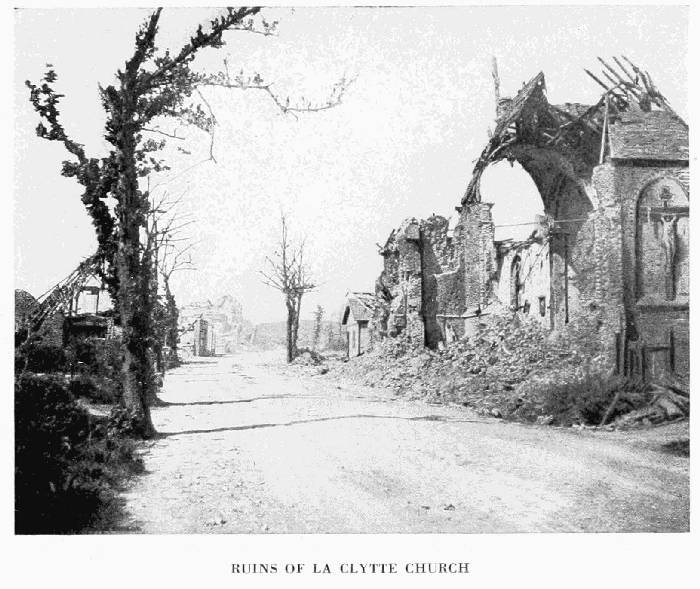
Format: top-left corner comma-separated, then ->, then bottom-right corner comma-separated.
26,7 -> 350,437
145,188 -> 196,372
261,214 -> 316,362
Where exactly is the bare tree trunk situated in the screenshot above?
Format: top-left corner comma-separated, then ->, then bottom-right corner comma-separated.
284,296 -> 304,363
291,294 -> 302,357
286,300 -> 294,363
116,98 -> 156,438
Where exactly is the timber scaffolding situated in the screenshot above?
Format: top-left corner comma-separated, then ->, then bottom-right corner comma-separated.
18,253 -> 103,342
463,56 -> 684,205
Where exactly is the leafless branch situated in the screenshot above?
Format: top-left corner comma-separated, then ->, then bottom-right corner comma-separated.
143,127 -> 186,141
198,61 -> 355,119
195,87 -> 218,162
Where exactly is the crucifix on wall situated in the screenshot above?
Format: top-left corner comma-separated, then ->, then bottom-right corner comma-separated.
637,181 -> 689,302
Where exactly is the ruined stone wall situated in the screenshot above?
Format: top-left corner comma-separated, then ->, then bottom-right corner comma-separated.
588,164 -> 627,359
494,237 -> 550,327
375,215 -> 464,348
379,219 -> 425,345
435,267 -> 466,341
545,176 -> 595,330
419,215 -> 457,348
459,202 -> 496,313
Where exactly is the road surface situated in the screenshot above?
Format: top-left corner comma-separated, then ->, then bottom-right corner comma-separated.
120,352 -> 689,533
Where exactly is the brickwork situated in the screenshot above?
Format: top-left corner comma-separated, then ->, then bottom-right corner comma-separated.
458,202 -> 496,313
419,215 -> 456,347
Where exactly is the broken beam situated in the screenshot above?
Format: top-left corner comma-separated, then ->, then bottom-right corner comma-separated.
613,56 -> 636,83
585,68 -> 613,92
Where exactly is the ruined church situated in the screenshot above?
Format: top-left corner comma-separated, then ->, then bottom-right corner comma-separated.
370,58 -> 688,383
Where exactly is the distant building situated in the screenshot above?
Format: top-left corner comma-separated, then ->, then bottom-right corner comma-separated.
178,295 -> 245,356
179,317 -> 216,357
341,292 -> 376,357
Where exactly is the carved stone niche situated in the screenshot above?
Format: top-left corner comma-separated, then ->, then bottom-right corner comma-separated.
635,177 -> 689,305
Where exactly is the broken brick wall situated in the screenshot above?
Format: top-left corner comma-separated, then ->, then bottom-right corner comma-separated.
378,219 -> 425,345
458,202 -> 496,313
493,233 -> 550,327
419,215 -> 457,348
435,267 -> 466,341
546,176 -> 595,331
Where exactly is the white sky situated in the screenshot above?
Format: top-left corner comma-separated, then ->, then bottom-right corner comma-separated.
14,5 -> 688,323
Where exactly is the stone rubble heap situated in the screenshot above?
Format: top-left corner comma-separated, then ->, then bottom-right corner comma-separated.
327,309 -> 688,429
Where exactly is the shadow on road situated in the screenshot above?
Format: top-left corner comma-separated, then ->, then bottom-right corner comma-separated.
163,414 -> 486,437
160,395 -> 295,407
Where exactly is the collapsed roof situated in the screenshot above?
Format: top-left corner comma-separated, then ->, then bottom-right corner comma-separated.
463,56 -> 687,205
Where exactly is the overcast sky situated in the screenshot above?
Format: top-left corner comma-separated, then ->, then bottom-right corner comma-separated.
14,5 -> 687,323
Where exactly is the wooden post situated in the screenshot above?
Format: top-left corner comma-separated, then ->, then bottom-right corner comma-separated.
564,232 -> 569,324
492,56 -> 501,115
599,95 -> 609,164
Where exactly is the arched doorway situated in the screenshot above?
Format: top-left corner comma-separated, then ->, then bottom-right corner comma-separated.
479,149 -> 594,329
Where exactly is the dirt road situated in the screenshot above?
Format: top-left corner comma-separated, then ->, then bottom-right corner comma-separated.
120,352 -> 689,533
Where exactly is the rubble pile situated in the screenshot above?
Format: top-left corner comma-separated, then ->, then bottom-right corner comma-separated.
612,379 -> 689,428
330,309 -> 688,428
292,348 -> 326,366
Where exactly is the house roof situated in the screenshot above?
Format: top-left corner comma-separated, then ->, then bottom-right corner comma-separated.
608,110 -> 688,161
342,292 -> 376,324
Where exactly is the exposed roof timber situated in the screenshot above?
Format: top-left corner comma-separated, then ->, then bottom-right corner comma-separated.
491,72 -> 546,139
462,71 -> 603,204
594,55 -> 679,117
462,57 -> 682,205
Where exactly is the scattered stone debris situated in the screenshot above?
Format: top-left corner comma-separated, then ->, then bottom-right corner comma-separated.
205,514 -> 227,527
292,348 -> 325,366
326,309 -> 688,429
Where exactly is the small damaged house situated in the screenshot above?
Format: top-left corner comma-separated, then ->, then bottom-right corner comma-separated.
369,57 -> 688,384
15,255 -> 120,347
341,292 -> 376,357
